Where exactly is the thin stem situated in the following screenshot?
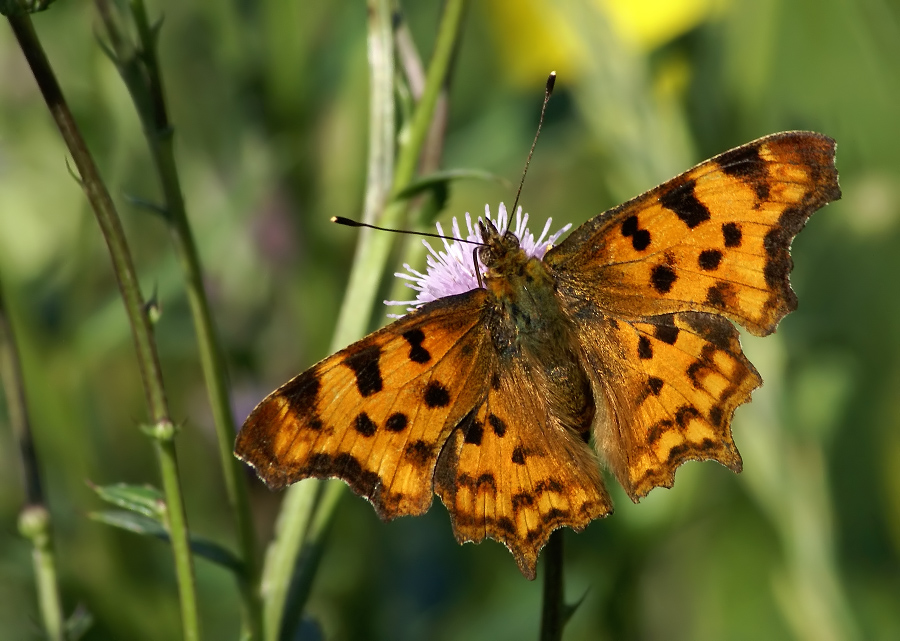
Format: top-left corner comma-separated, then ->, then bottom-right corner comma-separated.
264,2 -> 395,637
94,1 -> 262,636
0,279 -> 64,641
332,0 -> 467,349
261,480 -> 322,641
261,1 -> 469,637
539,530 -> 565,641
7,14 -> 200,641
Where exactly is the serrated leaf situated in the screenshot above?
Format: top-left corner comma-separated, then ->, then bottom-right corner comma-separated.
89,482 -> 165,519
89,510 -> 243,572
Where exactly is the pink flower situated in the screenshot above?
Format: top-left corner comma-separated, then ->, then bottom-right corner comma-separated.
386,203 -> 571,314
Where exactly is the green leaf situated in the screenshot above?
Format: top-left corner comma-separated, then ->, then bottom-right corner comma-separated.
89,510 -> 243,572
89,482 -> 165,519
394,169 -> 509,201
65,604 -> 94,641
89,509 -> 166,535
563,587 -> 591,625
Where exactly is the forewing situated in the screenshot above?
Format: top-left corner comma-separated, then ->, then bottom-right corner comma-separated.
434,352 -> 613,579
577,311 -> 761,500
235,290 -> 492,520
546,131 -> 840,336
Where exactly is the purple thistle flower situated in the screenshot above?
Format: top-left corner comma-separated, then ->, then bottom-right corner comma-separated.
385,203 -> 571,315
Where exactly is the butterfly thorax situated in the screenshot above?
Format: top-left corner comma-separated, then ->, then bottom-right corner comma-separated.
477,220 -> 595,439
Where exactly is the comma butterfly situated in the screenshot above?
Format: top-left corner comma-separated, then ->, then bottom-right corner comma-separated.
235,131 -> 840,579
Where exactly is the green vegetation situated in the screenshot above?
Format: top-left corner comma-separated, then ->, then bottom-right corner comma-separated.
1,1 -> 898,639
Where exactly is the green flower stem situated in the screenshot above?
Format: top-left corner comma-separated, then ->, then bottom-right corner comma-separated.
7,14 -> 200,641
1,280 -> 64,641
262,2 -> 395,637
260,1 -> 469,637
539,531 -> 565,641
260,479 -> 323,641
333,0 -> 466,348
95,1 -> 262,637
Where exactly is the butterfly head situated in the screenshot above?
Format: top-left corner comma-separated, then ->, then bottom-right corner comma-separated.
385,204 -> 572,313
476,218 -> 525,276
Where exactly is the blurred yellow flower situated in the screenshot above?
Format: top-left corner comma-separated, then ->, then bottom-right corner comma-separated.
600,0 -> 724,51
486,0 -> 724,86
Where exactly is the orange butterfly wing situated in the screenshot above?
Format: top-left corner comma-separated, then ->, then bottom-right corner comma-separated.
235,291 -> 493,519
548,131 -> 840,336
434,351 -> 613,579
546,131 -> 840,500
236,131 -> 840,575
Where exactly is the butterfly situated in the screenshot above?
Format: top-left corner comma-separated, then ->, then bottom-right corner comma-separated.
235,131 -> 840,579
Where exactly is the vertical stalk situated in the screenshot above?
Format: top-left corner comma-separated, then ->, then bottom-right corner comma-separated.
1,278 -> 65,641
260,1 -> 469,638
6,14 -> 200,641
94,0 -> 262,636
539,530 -> 565,641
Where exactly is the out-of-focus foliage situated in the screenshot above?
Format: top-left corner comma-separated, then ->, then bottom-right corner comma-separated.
1,1 -> 899,639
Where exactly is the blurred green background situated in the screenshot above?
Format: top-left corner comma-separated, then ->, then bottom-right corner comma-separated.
1,0 -> 899,639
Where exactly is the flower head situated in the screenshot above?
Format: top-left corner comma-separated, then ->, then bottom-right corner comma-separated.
386,203 -> 571,314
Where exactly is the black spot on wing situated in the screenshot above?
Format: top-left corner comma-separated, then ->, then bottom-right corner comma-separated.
385,413 -> 408,432
405,440 -> 435,466
659,179 -> 711,229
717,142 -> 770,201
354,412 -> 377,436
675,405 -> 701,428
307,453 -> 380,499
653,320 -> 679,345
705,282 -> 734,308
512,446 -> 526,465
651,265 -> 677,294
638,336 -> 653,360
460,409 -> 484,446
488,414 -> 507,437
698,249 -> 723,271
722,222 -> 742,248
343,345 -> 383,397
621,214 -> 651,251
423,381 -> 450,408
280,370 -> 324,430
402,328 -> 431,363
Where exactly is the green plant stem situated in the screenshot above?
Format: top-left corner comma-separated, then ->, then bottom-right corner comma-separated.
0,280 -> 65,641
7,14 -> 200,641
94,1 -> 262,637
332,0 -> 466,348
259,1 -> 468,637
264,2 -> 395,637
260,479 -> 322,641
540,531 -> 565,641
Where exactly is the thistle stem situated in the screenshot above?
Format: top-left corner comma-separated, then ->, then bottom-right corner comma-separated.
260,1 -> 469,638
539,530 -> 565,641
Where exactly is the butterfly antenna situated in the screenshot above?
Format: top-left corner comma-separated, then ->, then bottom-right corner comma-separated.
331,216 -> 482,246
510,71 -> 556,217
